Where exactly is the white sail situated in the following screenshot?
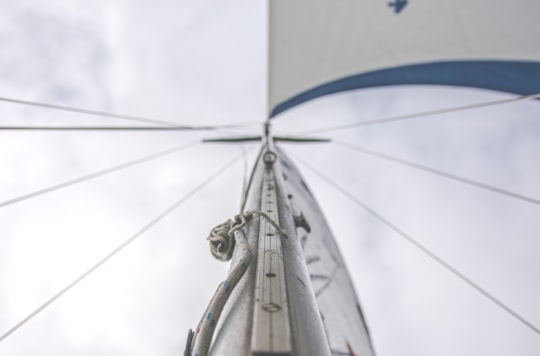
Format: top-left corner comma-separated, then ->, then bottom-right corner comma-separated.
0,1 -> 539,356
269,0 -> 540,116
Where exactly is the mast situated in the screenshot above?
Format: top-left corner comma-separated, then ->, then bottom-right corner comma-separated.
187,125 -> 374,355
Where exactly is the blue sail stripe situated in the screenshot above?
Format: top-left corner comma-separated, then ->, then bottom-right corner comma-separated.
270,60 -> 540,118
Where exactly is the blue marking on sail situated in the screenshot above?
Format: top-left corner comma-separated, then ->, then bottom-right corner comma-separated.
388,0 -> 408,14
270,60 -> 540,118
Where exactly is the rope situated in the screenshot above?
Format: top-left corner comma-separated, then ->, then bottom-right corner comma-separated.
0,152 -> 243,344
295,93 -> 540,135
0,125 -> 257,131
290,152 -> 540,337
0,141 -> 198,209
0,96 -> 259,130
189,211 -> 286,356
207,210 -> 287,261
240,145 -> 248,208
0,96 -> 182,127
333,140 -> 540,206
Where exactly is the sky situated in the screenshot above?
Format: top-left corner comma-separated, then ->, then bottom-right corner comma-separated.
0,1 -> 539,355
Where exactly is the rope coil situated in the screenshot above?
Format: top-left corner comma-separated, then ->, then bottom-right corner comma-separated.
207,210 -> 287,261
189,210 -> 287,356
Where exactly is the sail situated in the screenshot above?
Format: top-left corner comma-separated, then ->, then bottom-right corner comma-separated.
269,0 -> 540,117
278,148 -> 375,356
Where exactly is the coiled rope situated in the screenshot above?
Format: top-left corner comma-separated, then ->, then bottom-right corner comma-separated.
188,211 -> 287,356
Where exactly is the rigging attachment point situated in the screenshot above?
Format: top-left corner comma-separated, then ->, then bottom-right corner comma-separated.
293,212 -> 311,233
263,151 -> 277,166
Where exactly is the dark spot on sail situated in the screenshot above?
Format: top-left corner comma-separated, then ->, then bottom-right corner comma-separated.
281,158 -> 292,170
262,303 -> 281,312
356,303 -> 372,338
346,342 -> 355,356
310,274 -> 329,281
300,235 -> 308,249
293,212 -> 311,233
300,179 -> 311,194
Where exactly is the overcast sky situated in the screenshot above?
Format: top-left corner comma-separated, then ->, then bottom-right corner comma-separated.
0,1 -> 539,355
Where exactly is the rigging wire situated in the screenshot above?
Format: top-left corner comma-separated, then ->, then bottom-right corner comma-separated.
0,152 -> 244,344
240,145 -> 248,206
0,96 -> 258,130
333,141 -> 540,206
293,93 -> 540,135
240,144 -> 266,213
289,152 -> 540,337
0,142 -> 199,209
0,126 -> 259,131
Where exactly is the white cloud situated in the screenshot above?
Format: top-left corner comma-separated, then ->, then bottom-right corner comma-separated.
0,1 -> 539,356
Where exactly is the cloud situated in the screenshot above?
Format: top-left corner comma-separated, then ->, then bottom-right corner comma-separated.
0,1 -> 539,356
